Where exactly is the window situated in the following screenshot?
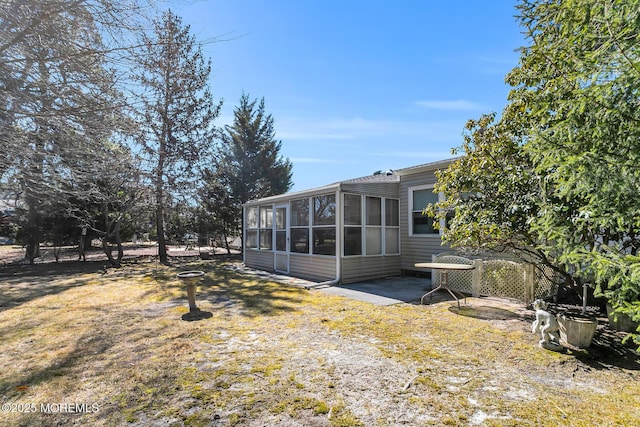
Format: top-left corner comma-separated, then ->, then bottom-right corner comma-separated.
313,228 -> 336,255
365,197 -> 382,255
290,228 -> 309,253
410,185 -> 439,235
259,206 -> 273,249
291,198 -> 309,226
314,194 -> 335,225
290,198 -> 310,253
245,206 -> 258,249
344,193 -> 361,226
313,194 -> 336,255
344,194 -> 362,255
343,194 -> 399,257
385,198 -> 400,254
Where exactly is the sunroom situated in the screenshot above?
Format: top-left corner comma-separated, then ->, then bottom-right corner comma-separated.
243,173 -> 401,284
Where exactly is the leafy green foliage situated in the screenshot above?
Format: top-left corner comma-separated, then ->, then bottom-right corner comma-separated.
432,0 -> 640,345
511,0 -> 640,343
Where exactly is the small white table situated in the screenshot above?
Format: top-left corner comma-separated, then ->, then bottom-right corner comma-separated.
415,262 -> 474,308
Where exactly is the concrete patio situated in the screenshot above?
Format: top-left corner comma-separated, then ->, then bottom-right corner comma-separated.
228,265 -> 531,325
318,276 -> 432,306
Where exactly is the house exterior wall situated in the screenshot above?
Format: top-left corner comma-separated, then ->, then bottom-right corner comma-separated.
244,250 -> 274,272
341,181 -> 399,199
341,256 -> 401,284
289,254 -> 337,281
242,159 -> 455,283
399,167 -> 450,273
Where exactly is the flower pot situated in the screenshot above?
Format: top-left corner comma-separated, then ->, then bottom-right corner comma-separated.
606,305 -> 640,333
557,313 -> 597,348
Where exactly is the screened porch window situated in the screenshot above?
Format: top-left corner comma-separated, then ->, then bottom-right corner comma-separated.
343,194 -> 362,256
313,194 -> 336,255
343,194 -> 399,256
259,206 -> 273,249
245,206 -> 258,249
290,198 -> 309,253
365,196 -> 382,255
385,198 -> 400,254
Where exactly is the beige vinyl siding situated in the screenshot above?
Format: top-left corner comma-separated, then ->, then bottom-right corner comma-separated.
244,250 -> 274,272
341,256 -> 401,284
289,254 -> 336,281
399,169 -> 450,272
341,182 -> 399,199
244,244 -> 337,282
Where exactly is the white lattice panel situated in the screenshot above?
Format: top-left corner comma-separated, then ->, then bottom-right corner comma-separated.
480,260 -> 525,300
433,254 -> 474,294
432,253 -> 558,303
534,264 -> 557,300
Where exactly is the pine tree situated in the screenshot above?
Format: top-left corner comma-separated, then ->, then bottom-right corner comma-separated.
201,93 -> 292,249
134,10 -> 221,264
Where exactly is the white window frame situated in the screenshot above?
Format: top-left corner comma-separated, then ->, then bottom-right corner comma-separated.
384,198 -> 400,255
365,196 -> 383,256
290,197 -> 311,254
312,193 -> 337,256
342,193 -> 363,257
342,194 -> 401,257
258,205 -> 274,250
245,206 -> 259,249
408,184 -> 444,237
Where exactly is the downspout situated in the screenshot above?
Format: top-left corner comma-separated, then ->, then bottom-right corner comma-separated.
241,204 -> 246,265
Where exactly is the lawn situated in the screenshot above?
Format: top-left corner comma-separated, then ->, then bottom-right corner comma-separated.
0,259 -> 638,426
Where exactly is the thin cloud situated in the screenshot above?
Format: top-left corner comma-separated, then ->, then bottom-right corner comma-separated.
414,99 -> 488,111
277,115 -> 466,142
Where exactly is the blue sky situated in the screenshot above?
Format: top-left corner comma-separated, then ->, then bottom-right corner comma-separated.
165,0 -> 526,191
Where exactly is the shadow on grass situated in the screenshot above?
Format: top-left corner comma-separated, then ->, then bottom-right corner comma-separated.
570,325 -> 640,372
0,261 -> 108,313
449,305 -> 523,321
181,309 -> 213,321
159,261 -> 305,318
450,302 -> 640,372
0,326 -> 116,399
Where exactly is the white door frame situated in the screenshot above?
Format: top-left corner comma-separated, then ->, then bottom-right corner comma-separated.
274,204 -> 289,273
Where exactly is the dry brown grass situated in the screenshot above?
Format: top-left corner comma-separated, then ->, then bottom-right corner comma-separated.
0,259 -> 639,426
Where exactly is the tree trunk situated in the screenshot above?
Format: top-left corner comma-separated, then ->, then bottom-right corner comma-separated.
115,221 -> 123,266
25,237 -> 40,264
223,228 -> 230,255
78,227 -> 86,261
102,238 -> 118,267
157,205 -> 167,264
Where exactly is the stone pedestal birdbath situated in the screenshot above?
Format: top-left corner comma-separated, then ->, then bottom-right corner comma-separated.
176,270 -> 205,313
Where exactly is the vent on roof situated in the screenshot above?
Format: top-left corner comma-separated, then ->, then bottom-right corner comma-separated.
373,169 -> 394,176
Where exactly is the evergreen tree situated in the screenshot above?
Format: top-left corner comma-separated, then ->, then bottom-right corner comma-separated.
134,10 -> 221,264
201,93 -> 292,249
431,0 -> 640,347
